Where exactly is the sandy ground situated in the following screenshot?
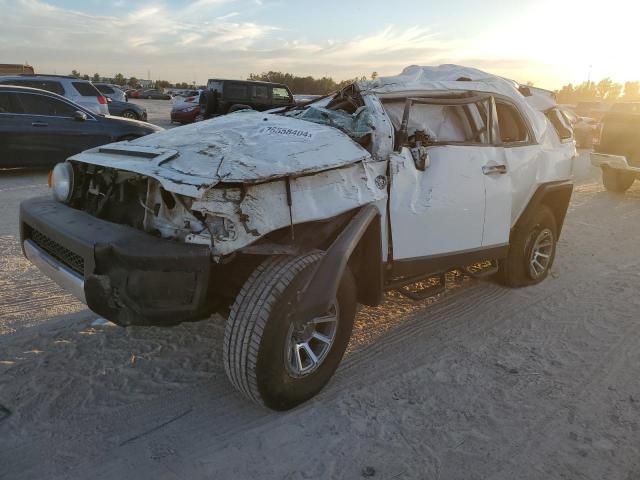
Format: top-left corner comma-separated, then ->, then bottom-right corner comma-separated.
1,144 -> 639,479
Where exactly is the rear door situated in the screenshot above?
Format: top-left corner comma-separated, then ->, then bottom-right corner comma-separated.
223,82 -> 249,110
250,84 -> 271,111
0,91 -> 30,166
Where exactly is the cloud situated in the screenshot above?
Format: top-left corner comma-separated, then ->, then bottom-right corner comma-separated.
0,0 -> 548,86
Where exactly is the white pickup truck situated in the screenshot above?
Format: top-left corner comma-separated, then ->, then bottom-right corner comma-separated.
20,65 -> 575,410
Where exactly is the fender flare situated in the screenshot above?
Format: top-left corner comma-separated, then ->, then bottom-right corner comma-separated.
295,204 -> 382,321
515,180 -> 573,238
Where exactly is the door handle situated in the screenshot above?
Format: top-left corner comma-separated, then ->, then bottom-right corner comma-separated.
482,164 -> 507,175
31,122 -> 48,127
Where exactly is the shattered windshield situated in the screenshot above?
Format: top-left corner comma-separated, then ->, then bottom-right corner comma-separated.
282,85 -> 374,143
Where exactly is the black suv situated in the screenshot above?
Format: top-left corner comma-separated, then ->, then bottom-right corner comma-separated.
199,79 -> 294,118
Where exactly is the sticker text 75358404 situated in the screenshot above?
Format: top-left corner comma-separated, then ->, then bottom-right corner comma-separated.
258,126 -> 314,141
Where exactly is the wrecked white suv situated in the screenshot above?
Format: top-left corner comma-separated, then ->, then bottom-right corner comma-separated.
20,65 -> 575,410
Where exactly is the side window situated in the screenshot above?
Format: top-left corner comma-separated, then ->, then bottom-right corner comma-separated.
0,79 -> 65,95
225,83 -> 248,100
546,107 -> 572,141
384,101 -> 485,144
253,85 -> 269,100
0,92 -> 24,114
72,82 -> 101,97
495,102 -> 529,144
271,87 -> 291,104
17,93 -> 77,117
95,85 -> 114,94
207,80 -> 223,93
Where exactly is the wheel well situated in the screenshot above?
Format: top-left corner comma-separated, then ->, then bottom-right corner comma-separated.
515,182 -> 573,238
233,208 -> 384,307
541,188 -> 572,235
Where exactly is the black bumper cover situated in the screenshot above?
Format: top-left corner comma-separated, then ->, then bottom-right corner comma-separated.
20,197 -> 211,326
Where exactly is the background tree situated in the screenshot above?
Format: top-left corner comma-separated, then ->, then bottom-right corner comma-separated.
128,76 -> 138,88
92,73 -> 100,82
155,80 -> 171,89
248,71 -> 373,95
69,69 -> 81,78
623,81 -> 640,101
113,73 -> 126,86
82,74 -> 90,81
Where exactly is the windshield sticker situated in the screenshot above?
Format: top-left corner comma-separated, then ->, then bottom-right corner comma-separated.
258,126 -> 314,141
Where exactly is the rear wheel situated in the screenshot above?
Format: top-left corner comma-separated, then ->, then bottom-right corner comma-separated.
602,167 -> 635,193
223,252 -> 357,410
121,110 -> 138,120
498,206 -> 557,287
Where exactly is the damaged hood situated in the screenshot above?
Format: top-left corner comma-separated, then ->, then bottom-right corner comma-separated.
69,110 -> 372,197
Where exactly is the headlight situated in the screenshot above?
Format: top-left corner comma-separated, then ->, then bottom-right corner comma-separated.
51,162 -> 74,203
182,106 -> 197,112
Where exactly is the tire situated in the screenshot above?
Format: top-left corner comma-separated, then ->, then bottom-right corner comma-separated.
602,167 -> 635,193
147,95 -> 152,99
121,110 -> 138,120
224,252 -> 357,410
497,205 -> 557,287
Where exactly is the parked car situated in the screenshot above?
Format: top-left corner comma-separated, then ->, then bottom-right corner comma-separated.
0,85 -> 162,167
170,104 -> 200,124
128,89 -> 144,99
559,107 -> 598,148
172,90 -> 200,103
575,101 -> 610,122
19,65 -> 575,410
0,74 -> 109,114
93,83 -> 127,103
107,98 -> 147,121
591,109 -> 640,192
610,102 -> 640,114
140,89 -> 171,100
198,79 -> 295,119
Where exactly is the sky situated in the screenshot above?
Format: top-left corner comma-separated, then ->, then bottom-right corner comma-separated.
0,0 -> 638,90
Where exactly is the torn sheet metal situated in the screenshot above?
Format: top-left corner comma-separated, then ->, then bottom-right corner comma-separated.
188,160 -> 387,256
284,105 -> 374,141
70,111 -> 372,197
360,64 -> 548,143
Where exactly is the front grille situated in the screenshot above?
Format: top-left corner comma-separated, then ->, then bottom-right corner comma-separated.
27,227 -> 85,276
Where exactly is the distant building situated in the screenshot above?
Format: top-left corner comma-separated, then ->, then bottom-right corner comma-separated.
0,64 -> 34,74
138,79 -> 153,88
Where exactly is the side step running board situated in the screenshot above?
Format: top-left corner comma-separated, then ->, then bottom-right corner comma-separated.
388,260 -> 499,301
394,273 -> 446,301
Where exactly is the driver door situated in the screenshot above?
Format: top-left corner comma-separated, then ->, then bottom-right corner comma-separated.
388,95 -> 509,265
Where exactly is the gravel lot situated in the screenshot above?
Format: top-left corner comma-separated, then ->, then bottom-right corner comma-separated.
129,98 -> 176,130
0,131 -> 639,478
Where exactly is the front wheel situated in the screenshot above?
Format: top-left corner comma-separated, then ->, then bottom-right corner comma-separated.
602,167 -> 635,193
497,206 -> 557,287
223,252 -> 356,410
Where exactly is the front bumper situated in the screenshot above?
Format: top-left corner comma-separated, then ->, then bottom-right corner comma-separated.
20,197 -> 212,326
591,152 -> 640,173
